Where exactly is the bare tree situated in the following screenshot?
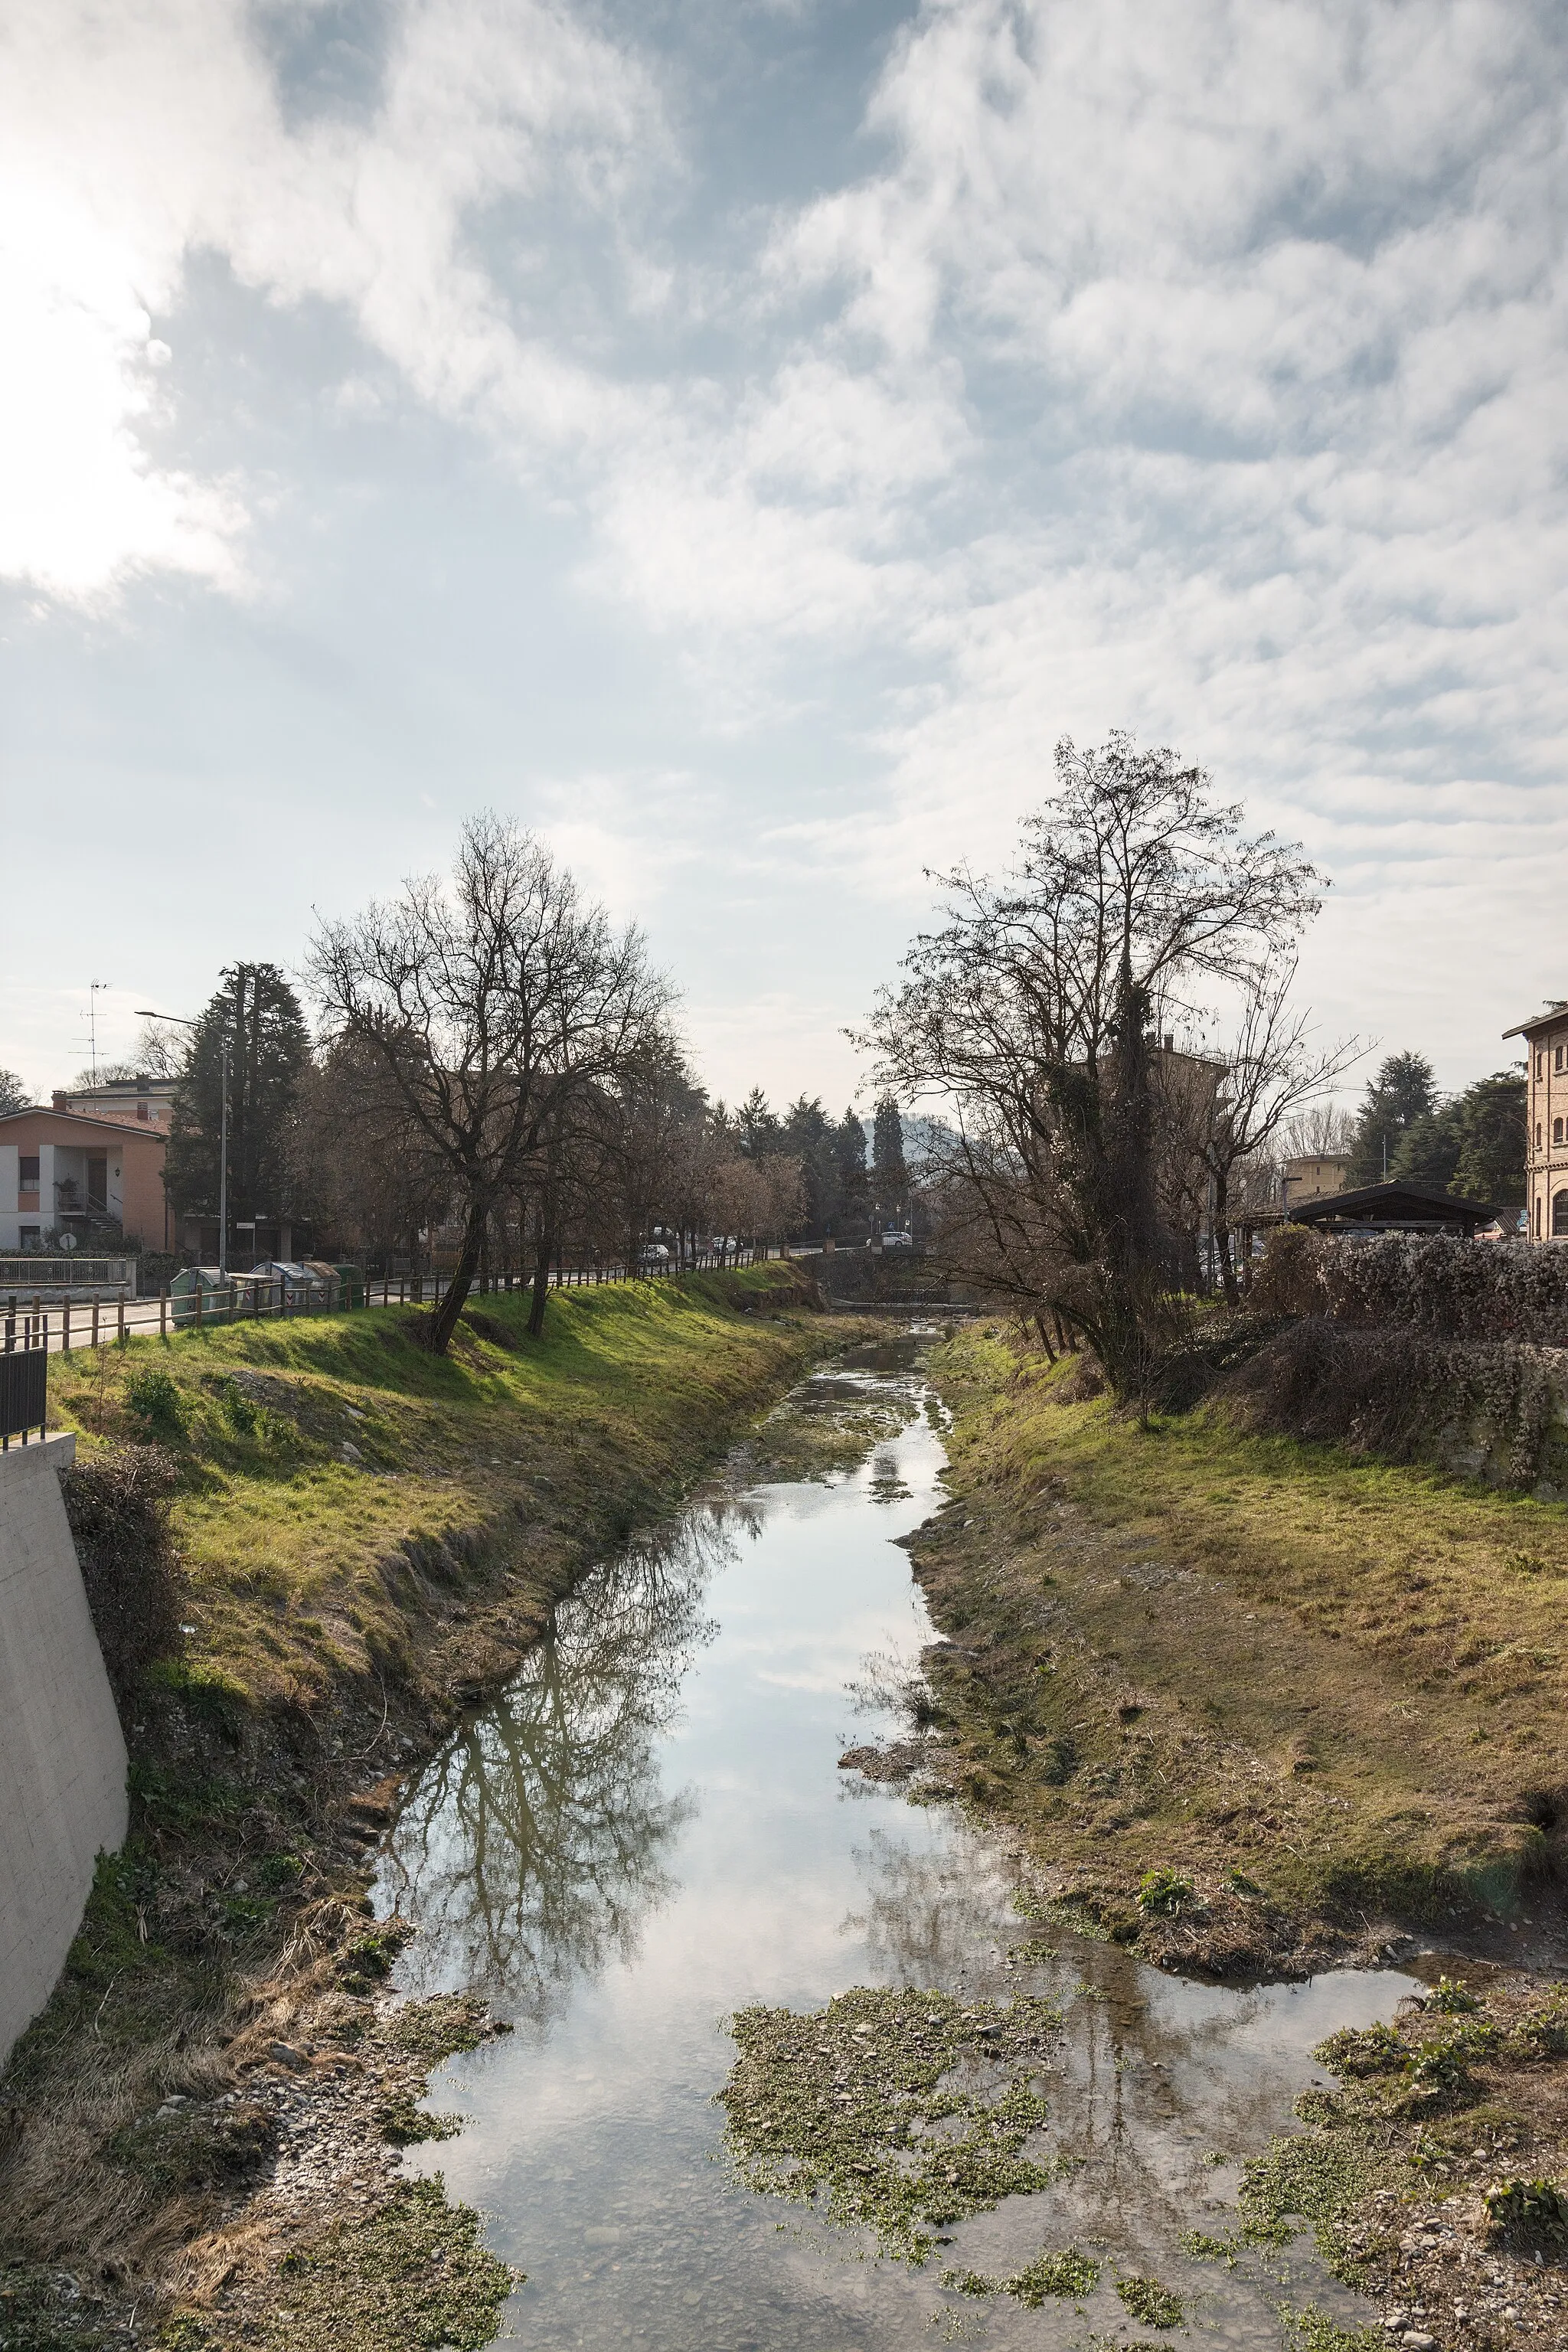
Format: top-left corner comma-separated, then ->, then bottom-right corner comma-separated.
1197,959 -> 1362,1303
861,734 -> 1321,1394
309,815 -> 670,1353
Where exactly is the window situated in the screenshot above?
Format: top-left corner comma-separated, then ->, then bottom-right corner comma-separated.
1538,1122 -> 1544,1149
1558,1047 -> 1566,1073
87,1153 -> 107,1210
1538,1197 -> 1545,1236
18,1155 -> 38,1189
1540,1052 -> 1547,1080
18,1226 -> 41,1249
1557,1120 -> 1565,1147
1555,1191 -> 1568,1239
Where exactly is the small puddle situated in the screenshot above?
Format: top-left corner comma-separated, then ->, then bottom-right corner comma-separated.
374,1334 -> 1418,2347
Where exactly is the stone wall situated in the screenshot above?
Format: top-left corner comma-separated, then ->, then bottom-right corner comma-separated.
0,1434 -> 127,2066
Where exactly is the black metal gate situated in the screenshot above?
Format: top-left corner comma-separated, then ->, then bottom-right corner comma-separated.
0,1344 -> 47,1446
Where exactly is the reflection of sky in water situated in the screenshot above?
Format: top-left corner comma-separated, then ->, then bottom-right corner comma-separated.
377,1344 -> 1414,2350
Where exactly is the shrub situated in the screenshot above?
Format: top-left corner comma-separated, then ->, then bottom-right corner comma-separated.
60,1445 -> 185,1711
1483,2174 -> 1568,2249
1136,1867 -> 1196,1918
122,1366 -> 187,1442
1265,1231 -> 1568,1347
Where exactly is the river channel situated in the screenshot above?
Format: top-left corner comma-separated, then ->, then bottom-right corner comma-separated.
372,1331 -> 1416,2350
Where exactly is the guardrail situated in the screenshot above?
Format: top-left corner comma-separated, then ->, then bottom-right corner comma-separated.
3,1243 -> 769,1357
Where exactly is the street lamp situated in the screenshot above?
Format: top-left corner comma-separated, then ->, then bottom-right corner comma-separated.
136,1008 -> 230,1276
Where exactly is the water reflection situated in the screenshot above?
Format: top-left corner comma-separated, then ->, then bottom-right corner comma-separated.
380,1507 -> 749,2014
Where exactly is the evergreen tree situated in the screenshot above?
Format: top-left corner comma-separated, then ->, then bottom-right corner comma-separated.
736,1087 -> 779,1159
781,1095 -> 838,1232
872,1093 -> 906,1224
1452,1071 -> 1527,1206
833,1106 -> 869,1230
164,963 -> 310,1232
1345,1050 -> 1437,1187
1389,1103 -> 1463,1191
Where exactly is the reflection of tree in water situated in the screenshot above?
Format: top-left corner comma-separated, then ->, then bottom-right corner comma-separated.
384,1504 -> 749,2022
845,1826 -> 1017,1991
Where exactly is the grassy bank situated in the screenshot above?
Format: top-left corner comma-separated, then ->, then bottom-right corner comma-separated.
2,1263 -> 835,2350
912,1325 -> 1568,1972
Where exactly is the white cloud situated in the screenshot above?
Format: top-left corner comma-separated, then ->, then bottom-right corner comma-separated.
8,0 -> 1568,1086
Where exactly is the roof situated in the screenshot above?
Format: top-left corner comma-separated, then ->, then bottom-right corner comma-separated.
0,1107 -> 167,1146
1289,1178 -> 1494,1231
1502,1001 -> 1568,1040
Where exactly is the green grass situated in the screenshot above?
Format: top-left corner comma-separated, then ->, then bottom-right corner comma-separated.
52,1264 -> 822,1708
916,1324 -> 1568,1949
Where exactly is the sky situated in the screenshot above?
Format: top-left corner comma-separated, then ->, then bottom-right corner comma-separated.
4,0 -> 1567,1115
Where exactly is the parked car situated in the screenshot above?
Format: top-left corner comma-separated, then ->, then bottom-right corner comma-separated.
880,1229 -> 914,1251
639,1242 -> 671,1266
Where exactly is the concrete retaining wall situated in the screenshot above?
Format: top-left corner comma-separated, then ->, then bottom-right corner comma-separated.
0,1434 -> 128,2066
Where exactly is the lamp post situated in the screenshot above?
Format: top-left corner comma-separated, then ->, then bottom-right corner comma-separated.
136,1008 -> 230,1276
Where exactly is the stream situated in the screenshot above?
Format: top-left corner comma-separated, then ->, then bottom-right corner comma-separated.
372,1331 -> 1417,2349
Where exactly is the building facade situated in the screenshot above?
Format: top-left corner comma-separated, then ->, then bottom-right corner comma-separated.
0,1109 -> 169,1254
53,1076 -> 178,1129
1281,1153 -> 1351,1210
1504,1002 -> 1568,1241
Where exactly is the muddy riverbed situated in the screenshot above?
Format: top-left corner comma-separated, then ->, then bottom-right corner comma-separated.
369,1333 -> 1421,2349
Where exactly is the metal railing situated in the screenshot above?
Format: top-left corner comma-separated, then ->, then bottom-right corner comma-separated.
0,1328 -> 47,1447
4,1243 -> 769,1357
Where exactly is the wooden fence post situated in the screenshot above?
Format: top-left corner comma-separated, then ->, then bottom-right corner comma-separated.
117,1291 -> 126,1344
195,1282 -> 203,1331
91,1295 -> 100,1348
62,1295 -> 71,1354
160,1288 -> 168,1338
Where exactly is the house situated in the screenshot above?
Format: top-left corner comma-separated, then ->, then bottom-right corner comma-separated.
1281,1153 -> 1351,1209
1503,1001 -> 1568,1242
52,1075 -> 178,1129
0,1107 -> 169,1254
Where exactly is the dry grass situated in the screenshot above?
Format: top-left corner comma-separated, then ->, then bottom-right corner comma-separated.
913,1325 -> 1568,1962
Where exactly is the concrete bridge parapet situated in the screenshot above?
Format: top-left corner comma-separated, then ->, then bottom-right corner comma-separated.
0,1432 -> 127,2067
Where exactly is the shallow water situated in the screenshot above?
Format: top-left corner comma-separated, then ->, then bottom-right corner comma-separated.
375,1335 -> 1415,2348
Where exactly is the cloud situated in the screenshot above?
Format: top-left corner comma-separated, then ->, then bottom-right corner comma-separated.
8,0 -> 1568,1084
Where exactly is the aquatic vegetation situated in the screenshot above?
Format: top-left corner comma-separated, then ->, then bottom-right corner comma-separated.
1116,2274 -> 1184,2328
1279,2306 -> 1385,2352
719,1984 -> 1064,2262
256,2177 -> 517,2350
947,2246 -> 1101,2303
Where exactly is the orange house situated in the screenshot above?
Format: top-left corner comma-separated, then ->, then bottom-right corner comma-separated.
0,1107 -> 169,1254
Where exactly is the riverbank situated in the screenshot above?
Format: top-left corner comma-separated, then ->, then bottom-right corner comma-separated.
910,1324 -> 1568,1976
1,1263 -> 843,2350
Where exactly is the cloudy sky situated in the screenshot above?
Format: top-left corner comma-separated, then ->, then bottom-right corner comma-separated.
4,0 -> 1566,1111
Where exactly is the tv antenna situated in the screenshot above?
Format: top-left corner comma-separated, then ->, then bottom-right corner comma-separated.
85,980 -> 112,1084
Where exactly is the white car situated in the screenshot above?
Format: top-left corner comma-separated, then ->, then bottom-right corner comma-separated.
880,1229 -> 914,1251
